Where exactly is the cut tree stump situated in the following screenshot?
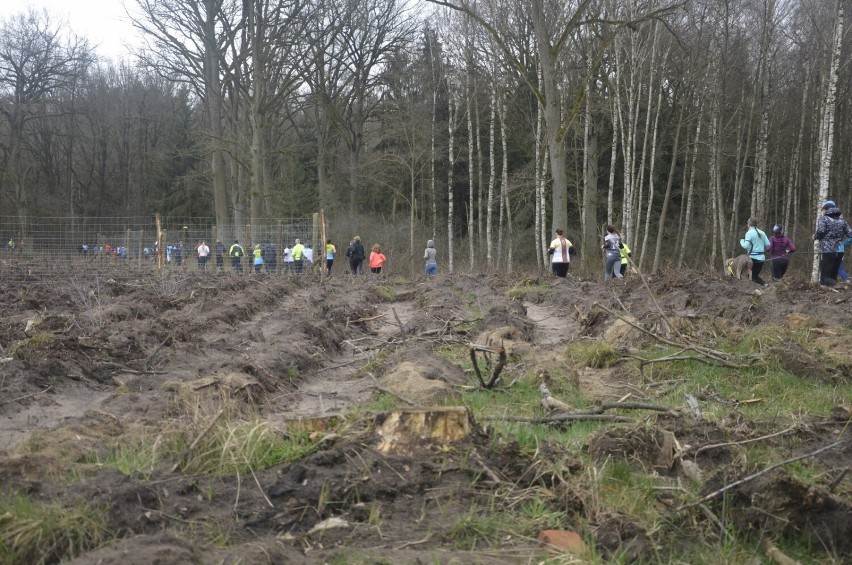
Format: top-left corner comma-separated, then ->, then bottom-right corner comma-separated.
376,407 -> 476,454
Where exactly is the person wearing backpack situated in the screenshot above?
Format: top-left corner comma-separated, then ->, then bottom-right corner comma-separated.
814,200 -> 852,286
229,240 -> 244,273
740,218 -> 771,286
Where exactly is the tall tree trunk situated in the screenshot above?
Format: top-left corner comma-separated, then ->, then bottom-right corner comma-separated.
677,103 -> 703,267
653,101 -> 684,274
487,88 -> 496,269
813,0 -> 843,282
448,95 -> 456,273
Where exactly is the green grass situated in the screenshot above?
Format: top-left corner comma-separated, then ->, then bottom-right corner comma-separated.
0,492 -> 111,564
90,417 -> 321,477
565,341 -> 619,368
373,285 -> 397,301
506,283 -> 551,300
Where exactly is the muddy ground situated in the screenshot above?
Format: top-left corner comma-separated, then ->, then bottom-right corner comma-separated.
0,264 -> 850,564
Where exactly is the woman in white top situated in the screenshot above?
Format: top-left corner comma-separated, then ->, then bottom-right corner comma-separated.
548,229 -> 573,277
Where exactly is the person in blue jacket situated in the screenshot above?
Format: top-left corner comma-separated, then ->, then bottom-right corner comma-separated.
740,217 -> 771,286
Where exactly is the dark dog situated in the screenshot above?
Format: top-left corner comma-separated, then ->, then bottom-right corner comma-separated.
725,255 -> 753,280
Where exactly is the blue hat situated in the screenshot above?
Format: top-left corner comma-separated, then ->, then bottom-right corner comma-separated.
822,200 -> 836,209
772,224 -> 781,233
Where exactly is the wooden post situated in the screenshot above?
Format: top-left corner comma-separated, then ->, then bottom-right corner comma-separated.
320,209 -> 327,280
138,229 -> 143,270
277,220 -> 283,277
156,214 -> 163,275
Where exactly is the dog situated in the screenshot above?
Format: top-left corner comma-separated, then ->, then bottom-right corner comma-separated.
725,254 -> 753,280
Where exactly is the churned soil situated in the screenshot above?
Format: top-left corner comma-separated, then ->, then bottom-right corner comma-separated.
0,265 -> 849,563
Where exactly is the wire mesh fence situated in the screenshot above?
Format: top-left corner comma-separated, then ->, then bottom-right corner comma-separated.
0,215 -> 322,281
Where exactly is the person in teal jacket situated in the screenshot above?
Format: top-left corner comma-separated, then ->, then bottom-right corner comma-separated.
740,217 -> 771,286
838,236 -> 852,282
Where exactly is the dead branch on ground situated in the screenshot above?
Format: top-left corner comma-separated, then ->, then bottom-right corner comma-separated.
594,302 -> 749,370
470,342 -> 507,389
0,385 -> 52,406
676,440 -> 844,512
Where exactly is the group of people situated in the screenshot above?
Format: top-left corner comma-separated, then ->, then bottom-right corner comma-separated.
546,199 -> 852,286
224,239 -> 314,274
547,225 -> 631,280
739,200 -> 852,287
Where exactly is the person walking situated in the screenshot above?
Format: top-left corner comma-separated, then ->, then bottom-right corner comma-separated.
838,236 -> 852,282
814,200 -> 852,286
197,240 -> 210,271
325,239 -> 336,277
292,239 -> 306,275
740,218 -> 771,286
252,244 -> 264,274
262,240 -> 277,274
369,244 -> 387,275
347,236 -> 365,275
619,241 -> 632,277
423,239 -> 438,276
767,225 -> 795,280
229,240 -> 245,273
602,225 -> 623,281
547,228 -> 572,277
215,240 -> 225,272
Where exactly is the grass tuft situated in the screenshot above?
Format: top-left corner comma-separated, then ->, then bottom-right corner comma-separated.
0,492 -> 111,564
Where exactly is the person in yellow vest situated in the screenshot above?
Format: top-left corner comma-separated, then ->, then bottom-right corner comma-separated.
619,241 -> 632,277
292,239 -> 306,275
252,244 -> 263,274
325,239 -> 336,277
229,240 -> 244,273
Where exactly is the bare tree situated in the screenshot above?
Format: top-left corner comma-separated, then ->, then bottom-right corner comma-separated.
0,8 -> 91,242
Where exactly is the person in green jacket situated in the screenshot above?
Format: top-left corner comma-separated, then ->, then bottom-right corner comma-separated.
229,240 -> 244,273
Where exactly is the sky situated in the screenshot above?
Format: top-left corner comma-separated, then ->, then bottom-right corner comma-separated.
4,0 -> 142,62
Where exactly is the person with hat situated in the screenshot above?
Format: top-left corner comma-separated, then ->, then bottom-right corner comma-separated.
740,217 -> 771,286
767,225 -> 796,280
814,200 -> 852,285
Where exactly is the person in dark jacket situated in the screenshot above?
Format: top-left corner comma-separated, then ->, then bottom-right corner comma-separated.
814,200 -> 852,286
262,240 -> 277,274
346,236 -> 365,275
767,225 -> 796,280
215,240 -> 225,272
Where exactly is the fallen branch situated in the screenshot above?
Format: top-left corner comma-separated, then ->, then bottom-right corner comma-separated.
470,343 -> 507,389
676,440 -> 844,511
540,382 -> 573,413
0,385 -> 52,406
481,414 -> 632,424
594,303 -> 746,369
759,539 -> 799,565
348,313 -> 385,324
693,425 -> 798,459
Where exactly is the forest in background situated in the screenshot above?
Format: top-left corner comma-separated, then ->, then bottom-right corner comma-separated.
0,0 -> 850,276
